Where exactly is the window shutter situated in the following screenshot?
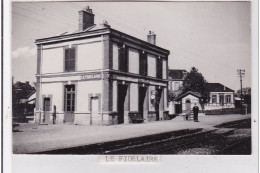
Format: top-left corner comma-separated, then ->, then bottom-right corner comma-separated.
119,47 -> 126,72
156,57 -> 162,79
144,53 -> 147,76
70,48 -> 75,71
139,51 -> 147,76
65,48 -> 70,72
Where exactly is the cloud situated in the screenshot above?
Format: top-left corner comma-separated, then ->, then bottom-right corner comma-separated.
12,46 -> 36,59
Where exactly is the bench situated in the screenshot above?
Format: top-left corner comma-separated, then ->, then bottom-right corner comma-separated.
129,112 -> 145,123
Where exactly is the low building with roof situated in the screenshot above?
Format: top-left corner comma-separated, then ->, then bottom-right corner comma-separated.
204,83 -> 235,110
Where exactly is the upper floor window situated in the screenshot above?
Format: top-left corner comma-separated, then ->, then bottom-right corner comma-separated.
226,95 -> 231,103
212,95 -> 217,103
65,47 -> 76,72
119,45 -> 128,72
156,57 -> 162,79
139,51 -> 147,76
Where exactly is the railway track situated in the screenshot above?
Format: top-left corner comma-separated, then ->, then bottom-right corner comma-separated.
105,118 -> 251,154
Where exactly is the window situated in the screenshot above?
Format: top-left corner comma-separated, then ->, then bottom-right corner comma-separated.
64,85 -> 75,112
174,82 -> 180,90
139,51 -> 147,76
119,45 -> 128,72
219,94 -> 224,105
65,47 -> 76,72
212,95 -> 217,103
156,57 -> 162,79
43,97 -> 51,111
226,95 -> 231,103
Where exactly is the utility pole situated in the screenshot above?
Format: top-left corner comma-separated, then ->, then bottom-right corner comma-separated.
237,69 -> 245,114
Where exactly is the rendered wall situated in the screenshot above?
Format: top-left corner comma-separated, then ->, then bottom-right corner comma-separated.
147,54 -> 156,77
130,83 -> 138,111
112,43 -> 119,70
77,42 -> 103,71
128,48 -> 139,74
42,48 -> 64,74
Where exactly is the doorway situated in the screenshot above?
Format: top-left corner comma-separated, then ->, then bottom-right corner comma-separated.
185,100 -> 191,114
139,86 -> 147,119
43,97 -> 50,123
117,84 -> 128,124
155,89 -> 162,121
91,97 -> 101,125
64,85 -> 75,123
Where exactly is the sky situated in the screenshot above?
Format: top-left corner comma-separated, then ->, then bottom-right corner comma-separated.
12,1 -> 251,91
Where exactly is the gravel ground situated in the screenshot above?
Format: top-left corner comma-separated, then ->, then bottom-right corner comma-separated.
177,148 -> 215,155
13,114 -> 251,154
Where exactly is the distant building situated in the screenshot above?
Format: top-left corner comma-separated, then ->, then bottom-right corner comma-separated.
204,83 -> 235,110
168,69 -> 235,114
35,6 -> 170,125
12,81 -> 36,123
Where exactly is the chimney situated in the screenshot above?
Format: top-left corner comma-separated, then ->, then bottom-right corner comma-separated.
78,6 -> 95,32
25,81 -> 30,85
147,31 -> 156,45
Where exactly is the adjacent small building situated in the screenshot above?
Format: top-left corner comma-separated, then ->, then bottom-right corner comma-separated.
168,69 -> 235,114
34,6 -> 170,125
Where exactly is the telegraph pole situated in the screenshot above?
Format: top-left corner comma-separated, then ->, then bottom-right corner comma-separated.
237,69 -> 245,114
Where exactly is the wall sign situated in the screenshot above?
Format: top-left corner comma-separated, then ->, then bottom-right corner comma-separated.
81,74 -> 101,80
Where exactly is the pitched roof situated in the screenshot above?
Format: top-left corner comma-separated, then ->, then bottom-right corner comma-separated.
206,83 -> 234,92
168,69 -> 188,80
54,24 -> 109,37
174,91 -> 201,101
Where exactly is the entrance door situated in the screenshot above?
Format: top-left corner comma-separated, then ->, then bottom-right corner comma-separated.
139,87 -> 147,119
64,85 -> 75,123
118,84 -> 128,124
185,100 -> 191,114
43,97 -> 50,123
91,97 -> 101,125
155,89 -> 162,121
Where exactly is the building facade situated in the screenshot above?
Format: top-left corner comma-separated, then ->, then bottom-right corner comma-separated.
204,83 -> 235,110
34,7 -> 170,125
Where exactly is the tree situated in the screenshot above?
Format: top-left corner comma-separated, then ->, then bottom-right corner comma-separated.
181,67 -> 208,96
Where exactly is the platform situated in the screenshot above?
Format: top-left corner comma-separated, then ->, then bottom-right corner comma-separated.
13,114 -> 251,154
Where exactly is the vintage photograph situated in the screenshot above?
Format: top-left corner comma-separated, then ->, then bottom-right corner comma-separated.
12,1 -> 252,156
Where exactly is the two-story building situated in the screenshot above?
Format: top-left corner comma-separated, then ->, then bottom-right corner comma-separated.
34,6 -> 170,125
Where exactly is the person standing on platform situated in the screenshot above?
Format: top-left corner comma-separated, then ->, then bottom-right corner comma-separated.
193,103 -> 199,122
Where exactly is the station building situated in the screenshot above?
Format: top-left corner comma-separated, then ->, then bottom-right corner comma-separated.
34,6 -> 170,125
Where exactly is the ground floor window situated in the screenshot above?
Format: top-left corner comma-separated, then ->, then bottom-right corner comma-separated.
219,94 -> 224,105
226,95 -> 231,103
212,95 -> 217,103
